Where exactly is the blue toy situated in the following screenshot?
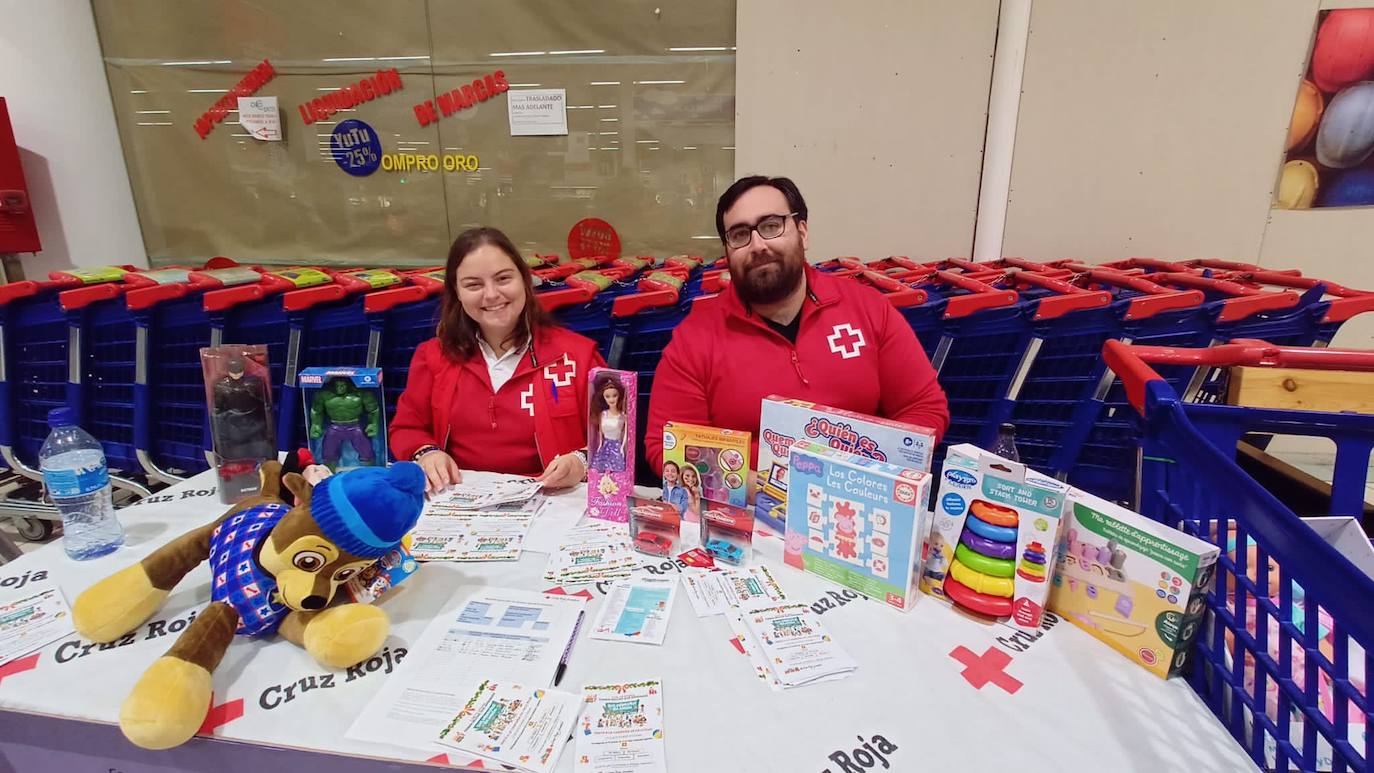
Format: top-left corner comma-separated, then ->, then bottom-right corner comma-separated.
705,538 -> 745,566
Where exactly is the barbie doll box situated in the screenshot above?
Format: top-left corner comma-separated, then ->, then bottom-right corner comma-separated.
586,368 -> 637,522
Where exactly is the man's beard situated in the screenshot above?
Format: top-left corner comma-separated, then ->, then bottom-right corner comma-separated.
730,250 -> 805,306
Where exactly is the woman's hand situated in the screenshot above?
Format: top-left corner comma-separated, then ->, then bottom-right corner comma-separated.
538,452 -> 586,491
417,450 -> 462,494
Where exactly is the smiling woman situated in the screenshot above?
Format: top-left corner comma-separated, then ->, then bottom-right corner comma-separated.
389,227 -> 606,493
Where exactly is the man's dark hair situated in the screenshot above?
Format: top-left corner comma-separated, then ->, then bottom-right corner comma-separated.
714,175 -> 809,243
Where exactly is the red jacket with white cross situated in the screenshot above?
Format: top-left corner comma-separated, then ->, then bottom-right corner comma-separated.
645,265 -> 949,474
389,326 -> 605,476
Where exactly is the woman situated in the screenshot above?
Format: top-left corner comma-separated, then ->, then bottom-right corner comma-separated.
390,227 -> 605,493
588,372 -> 628,473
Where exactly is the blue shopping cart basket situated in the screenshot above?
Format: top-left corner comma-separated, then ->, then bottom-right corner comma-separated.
1106,339 -> 1373,772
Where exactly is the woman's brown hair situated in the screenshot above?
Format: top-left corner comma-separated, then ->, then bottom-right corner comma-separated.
436,227 -> 552,361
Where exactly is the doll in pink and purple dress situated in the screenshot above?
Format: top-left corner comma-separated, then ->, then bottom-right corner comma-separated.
589,372 -> 628,472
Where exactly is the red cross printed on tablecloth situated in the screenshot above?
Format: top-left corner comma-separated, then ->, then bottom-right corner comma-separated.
543,586 -> 594,600
426,753 -> 486,767
949,645 -> 1023,694
197,696 -> 245,735
0,653 -> 40,686
826,323 -> 866,360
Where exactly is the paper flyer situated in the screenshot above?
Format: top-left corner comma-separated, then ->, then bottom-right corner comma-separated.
437,679 -> 580,773
742,603 -> 857,688
544,521 -> 637,585
409,515 -> 532,561
720,565 -> 788,608
679,570 -> 732,617
346,588 -> 584,754
0,587 -> 73,667
431,472 -> 543,511
576,679 -> 666,773
589,576 -> 677,646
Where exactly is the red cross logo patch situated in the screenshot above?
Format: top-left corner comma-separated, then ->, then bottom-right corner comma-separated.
520,383 -> 535,416
544,355 -> 576,388
827,323 -> 866,360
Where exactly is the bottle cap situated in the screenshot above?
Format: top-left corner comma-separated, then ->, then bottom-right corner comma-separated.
48,407 -> 76,428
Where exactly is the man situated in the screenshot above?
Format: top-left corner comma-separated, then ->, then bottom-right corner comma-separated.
645,175 -> 949,474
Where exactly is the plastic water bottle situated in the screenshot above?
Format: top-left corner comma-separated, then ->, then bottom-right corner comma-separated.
39,408 -> 124,560
990,422 -> 1021,463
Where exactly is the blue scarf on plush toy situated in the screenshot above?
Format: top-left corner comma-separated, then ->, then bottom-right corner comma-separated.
209,503 -> 290,637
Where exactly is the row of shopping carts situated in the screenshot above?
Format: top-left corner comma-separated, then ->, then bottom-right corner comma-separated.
2,253 -> 1370,505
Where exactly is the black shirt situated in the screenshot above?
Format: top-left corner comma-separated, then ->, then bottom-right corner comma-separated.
763,310 -> 802,345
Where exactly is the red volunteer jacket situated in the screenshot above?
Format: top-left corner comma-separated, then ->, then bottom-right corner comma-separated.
645,265 -> 949,473
390,326 -> 605,476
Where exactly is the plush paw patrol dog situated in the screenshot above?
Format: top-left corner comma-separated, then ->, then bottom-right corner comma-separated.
71,460 -> 426,750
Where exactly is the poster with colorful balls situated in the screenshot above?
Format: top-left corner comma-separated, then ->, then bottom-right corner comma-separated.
1280,8 -> 1374,208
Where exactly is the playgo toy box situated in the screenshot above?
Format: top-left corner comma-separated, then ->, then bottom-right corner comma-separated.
1048,488 -> 1218,678
920,444 -> 1067,630
784,441 -> 932,611
755,396 -> 936,533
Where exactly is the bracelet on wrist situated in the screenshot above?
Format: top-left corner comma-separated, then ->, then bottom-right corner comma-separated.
413,445 -> 441,461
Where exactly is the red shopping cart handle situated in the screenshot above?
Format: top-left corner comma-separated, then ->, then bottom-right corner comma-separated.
1144,272 -> 1302,322
1097,257 -> 1194,273
700,270 -> 730,294
1183,258 -> 1301,276
538,286 -> 596,313
281,283 -> 347,312
125,283 -> 191,311
363,284 -> 428,314
1003,271 -> 1113,320
854,271 -> 927,307
58,283 -> 125,311
1059,264 -> 1205,320
1104,338 -> 1374,414
612,288 -> 680,317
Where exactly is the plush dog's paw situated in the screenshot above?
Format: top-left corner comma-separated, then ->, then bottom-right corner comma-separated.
73,563 -> 169,643
119,656 -> 212,750
303,604 -> 390,669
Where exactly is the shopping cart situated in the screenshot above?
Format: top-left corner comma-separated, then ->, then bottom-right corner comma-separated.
1105,339 -> 1372,772
363,273 -> 442,442
128,266 -> 268,483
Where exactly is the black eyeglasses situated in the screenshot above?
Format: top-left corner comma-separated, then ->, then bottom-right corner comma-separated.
724,212 -> 798,249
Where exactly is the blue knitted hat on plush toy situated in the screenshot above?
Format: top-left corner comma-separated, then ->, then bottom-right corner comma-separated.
309,462 -> 426,558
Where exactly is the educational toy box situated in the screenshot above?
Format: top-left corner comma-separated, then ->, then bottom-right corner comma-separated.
920,444 -> 1067,629
784,441 -> 932,611
1048,489 -> 1219,679
662,422 -> 750,509
587,368 -> 637,522
299,367 -> 386,471
756,396 -> 937,532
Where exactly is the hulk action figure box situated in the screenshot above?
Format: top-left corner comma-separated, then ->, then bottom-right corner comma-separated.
298,367 -> 386,470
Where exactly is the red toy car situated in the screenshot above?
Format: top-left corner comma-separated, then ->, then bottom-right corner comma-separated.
634,530 -> 674,557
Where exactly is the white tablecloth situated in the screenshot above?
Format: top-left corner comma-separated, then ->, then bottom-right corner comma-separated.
0,471 -> 1257,772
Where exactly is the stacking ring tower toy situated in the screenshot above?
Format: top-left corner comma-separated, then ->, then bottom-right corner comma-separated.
942,501 -> 1019,616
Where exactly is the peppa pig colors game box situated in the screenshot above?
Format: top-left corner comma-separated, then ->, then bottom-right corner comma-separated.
783,441 -> 932,612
